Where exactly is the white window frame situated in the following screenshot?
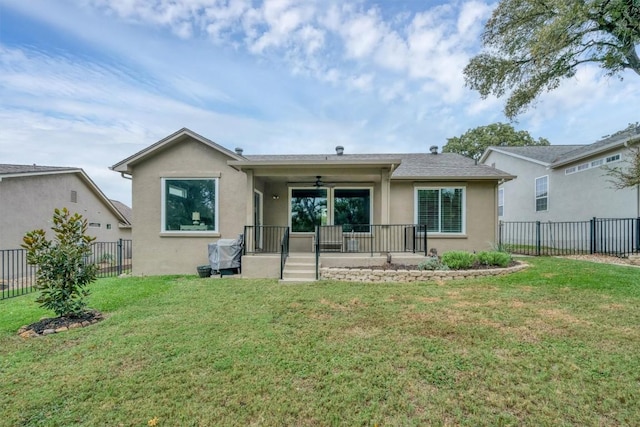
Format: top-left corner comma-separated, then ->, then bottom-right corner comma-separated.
498,188 -> 504,217
414,186 -> 466,235
288,186 -> 373,234
161,177 -> 219,233
535,175 -> 548,212
606,154 -> 621,164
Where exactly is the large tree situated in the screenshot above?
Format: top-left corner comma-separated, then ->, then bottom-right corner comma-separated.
464,0 -> 640,119
443,122 -> 550,160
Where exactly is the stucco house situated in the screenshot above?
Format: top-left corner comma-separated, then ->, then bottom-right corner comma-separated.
112,128 -> 513,279
0,164 -> 132,251
480,126 -> 640,222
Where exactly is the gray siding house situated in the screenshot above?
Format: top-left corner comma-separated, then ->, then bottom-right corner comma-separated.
0,164 -> 131,251
480,127 -> 640,222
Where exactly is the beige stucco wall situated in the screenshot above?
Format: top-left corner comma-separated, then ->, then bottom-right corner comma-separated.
389,180 -> 499,253
130,139 -> 247,275
0,173 -> 130,251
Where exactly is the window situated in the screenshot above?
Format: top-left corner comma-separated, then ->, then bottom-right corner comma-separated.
88,222 -> 101,228
606,154 -> 621,163
565,166 -> 576,175
535,176 -> 548,212
591,159 -> 604,167
333,189 -> 371,232
577,163 -> 589,171
498,188 -> 504,217
106,224 -> 112,230
289,187 -> 372,233
162,178 -> 218,232
415,187 -> 464,233
70,190 -> 77,203
290,188 -> 327,232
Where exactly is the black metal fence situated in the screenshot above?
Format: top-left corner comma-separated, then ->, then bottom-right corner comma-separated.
243,226 -> 290,254
315,224 -> 429,256
1,239 -> 132,301
499,218 -> 640,256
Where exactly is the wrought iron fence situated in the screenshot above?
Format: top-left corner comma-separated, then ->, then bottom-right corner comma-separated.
499,218 -> 640,256
280,227 -> 290,280
243,226 -> 290,254
315,224 -> 429,256
1,239 -> 132,301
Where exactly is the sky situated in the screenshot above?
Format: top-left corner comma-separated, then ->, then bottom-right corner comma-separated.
1,0 -> 639,207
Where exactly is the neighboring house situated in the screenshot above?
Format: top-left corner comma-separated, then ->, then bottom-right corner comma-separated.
0,164 -> 132,251
112,128 -> 514,277
480,127 -> 640,222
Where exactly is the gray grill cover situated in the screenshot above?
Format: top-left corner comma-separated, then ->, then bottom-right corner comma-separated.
208,238 -> 242,270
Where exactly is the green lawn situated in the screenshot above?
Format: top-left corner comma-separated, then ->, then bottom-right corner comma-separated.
1,257 -> 639,426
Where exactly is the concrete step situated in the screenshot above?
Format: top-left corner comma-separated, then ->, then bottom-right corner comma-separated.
282,269 -> 316,280
285,262 -> 315,271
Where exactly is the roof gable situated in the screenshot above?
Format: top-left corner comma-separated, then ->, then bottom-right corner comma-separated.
111,128 -> 244,174
480,145 -> 585,166
480,125 -> 640,168
0,164 -> 130,226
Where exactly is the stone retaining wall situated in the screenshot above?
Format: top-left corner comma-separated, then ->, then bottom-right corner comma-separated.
320,262 -> 528,283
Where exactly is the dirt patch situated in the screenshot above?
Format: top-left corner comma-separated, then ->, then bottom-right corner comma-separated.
559,254 -> 636,266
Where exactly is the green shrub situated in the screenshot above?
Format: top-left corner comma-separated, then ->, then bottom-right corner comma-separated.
441,251 -> 477,270
418,257 -> 446,271
22,208 -> 98,317
477,251 -> 512,267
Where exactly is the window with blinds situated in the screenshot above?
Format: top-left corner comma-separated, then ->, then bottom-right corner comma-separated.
415,188 -> 464,233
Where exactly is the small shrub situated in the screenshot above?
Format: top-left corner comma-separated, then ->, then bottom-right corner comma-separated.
477,251 -> 512,267
22,208 -> 98,317
418,257 -> 444,271
98,253 -> 115,265
441,251 -> 477,270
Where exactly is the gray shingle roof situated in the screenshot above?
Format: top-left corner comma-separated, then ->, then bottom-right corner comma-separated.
0,164 -> 77,175
244,152 -> 513,179
552,126 -> 640,165
485,125 -> 640,167
488,145 -> 585,164
110,200 -> 133,225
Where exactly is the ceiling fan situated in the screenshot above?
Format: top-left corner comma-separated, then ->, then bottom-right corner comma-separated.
288,176 -> 336,188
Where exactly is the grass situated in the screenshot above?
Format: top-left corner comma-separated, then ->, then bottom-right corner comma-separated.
1,257 -> 639,426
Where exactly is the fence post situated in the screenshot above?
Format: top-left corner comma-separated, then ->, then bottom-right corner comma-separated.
535,221 -> 541,256
590,217 -> 596,254
636,217 -> 640,253
498,221 -> 503,250
423,225 -> 428,256
117,239 -> 123,275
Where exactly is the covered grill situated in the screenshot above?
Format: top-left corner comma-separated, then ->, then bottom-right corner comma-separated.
208,235 -> 243,275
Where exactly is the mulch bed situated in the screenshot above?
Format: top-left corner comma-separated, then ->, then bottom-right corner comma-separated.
18,309 -> 104,338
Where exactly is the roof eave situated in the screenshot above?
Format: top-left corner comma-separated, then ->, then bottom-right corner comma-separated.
551,136 -> 640,168
480,147 -> 550,167
228,159 -> 403,169
391,174 -> 516,181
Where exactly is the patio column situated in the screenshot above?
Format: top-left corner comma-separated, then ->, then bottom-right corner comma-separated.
245,169 -> 254,226
381,168 -> 391,223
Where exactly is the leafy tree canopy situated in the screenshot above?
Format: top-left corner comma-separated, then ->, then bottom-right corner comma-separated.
443,122 -> 550,160
464,0 -> 640,119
